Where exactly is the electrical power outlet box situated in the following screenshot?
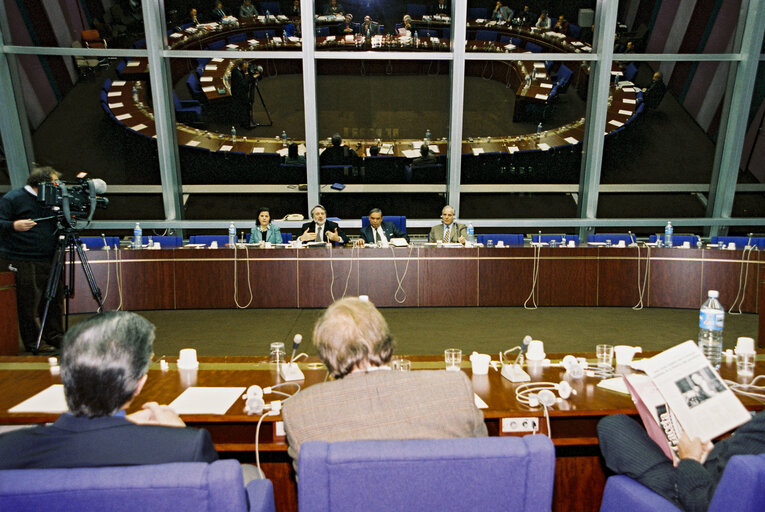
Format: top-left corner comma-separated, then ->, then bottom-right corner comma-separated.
274,421 -> 285,437
501,417 -> 539,433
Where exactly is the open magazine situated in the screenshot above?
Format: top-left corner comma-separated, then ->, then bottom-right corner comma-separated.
623,340 -> 751,463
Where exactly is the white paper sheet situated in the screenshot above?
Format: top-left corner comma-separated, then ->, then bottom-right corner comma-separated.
472,147 -> 484,155
564,137 -> 579,144
131,124 -> 147,131
107,91 -> 121,97
535,93 -> 548,100
618,109 -> 633,116
126,61 -> 141,67
623,98 -> 636,104
540,82 -> 553,89
9,384 -> 68,414
200,76 -> 213,82
538,143 -> 550,151
402,149 -> 420,158
609,120 -> 624,127
108,102 -> 123,108
112,80 -> 126,86
211,58 -> 224,62
205,64 -> 217,70
202,86 -> 216,92
251,147 -> 265,153
186,140 -> 201,147
507,146 -> 519,153
474,393 -> 488,409
219,145 -> 233,151
115,113 -> 132,120
168,387 -> 245,415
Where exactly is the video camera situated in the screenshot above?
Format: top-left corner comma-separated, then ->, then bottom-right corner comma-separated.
37,175 -> 109,229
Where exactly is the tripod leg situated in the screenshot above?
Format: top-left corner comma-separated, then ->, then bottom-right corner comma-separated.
252,83 -> 273,127
36,239 -> 67,354
74,242 -> 105,312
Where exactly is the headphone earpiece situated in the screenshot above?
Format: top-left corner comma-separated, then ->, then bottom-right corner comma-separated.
243,385 -> 265,415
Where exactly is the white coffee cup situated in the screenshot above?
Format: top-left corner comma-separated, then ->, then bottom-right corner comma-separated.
614,345 -> 642,365
359,295 -> 369,302
470,352 -> 491,375
526,340 -> 545,361
209,241 -> 218,249
496,240 -> 505,247
178,348 -> 199,369
735,337 -> 755,355
682,241 -> 690,248
617,240 -> 626,248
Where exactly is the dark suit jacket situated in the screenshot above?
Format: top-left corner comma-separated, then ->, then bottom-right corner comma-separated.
320,145 -> 358,167
0,413 -> 218,469
359,221 -> 409,244
300,219 -> 349,244
412,153 -> 438,167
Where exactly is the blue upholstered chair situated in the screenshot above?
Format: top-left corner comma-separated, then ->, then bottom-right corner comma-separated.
227,32 -> 247,44
315,26 -> 329,36
649,234 -> 699,246
79,236 -> 121,249
360,216 -> 407,234
298,436 -> 555,512
525,41 -> 543,53
624,62 -> 639,82
259,2 -> 281,15
588,234 -> 635,245
188,235 -> 232,247
711,236 -> 765,249
406,3 -> 427,17
552,63 -> 573,91
531,234 -> 580,245
207,39 -> 226,50
476,234 -> 524,246
186,73 -> 207,103
599,454 -> 765,512
568,23 -> 582,39
142,235 -> 183,247
467,8 -> 488,19
173,92 -> 202,124
475,30 -> 497,42
281,232 -> 293,243
0,460 -> 275,512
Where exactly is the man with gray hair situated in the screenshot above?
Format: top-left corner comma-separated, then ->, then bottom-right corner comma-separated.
0,311 -> 218,468
282,297 -> 486,467
428,205 -> 467,244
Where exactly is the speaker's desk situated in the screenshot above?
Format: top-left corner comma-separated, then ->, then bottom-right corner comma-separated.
1,354 -> 762,512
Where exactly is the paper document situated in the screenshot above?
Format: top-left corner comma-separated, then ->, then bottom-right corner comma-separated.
540,83 -> 553,89
200,76 -> 213,82
277,147 -> 289,156
186,140 -> 201,147
564,137 -> 579,144
107,91 -> 121,97
608,120 -> 624,127
9,385 -> 68,414
474,394 -> 488,409
533,62 -> 545,69
402,149 -> 420,158
131,124 -> 147,131
202,86 -> 216,92
108,102 -> 123,108
507,146 -> 519,153
126,61 -> 140,67
535,93 -> 548,100
472,147 -> 484,155
251,147 -> 265,153
205,64 -> 217,70
623,98 -> 636,104
168,387 -> 245,415
537,143 -> 550,151
219,145 -> 233,151
211,58 -> 224,62
112,80 -> 126,86
618,109 -> 633,116
611,71 -> 624,76
115,113 -> 132,120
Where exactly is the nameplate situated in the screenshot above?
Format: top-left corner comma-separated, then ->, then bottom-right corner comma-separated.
186,140 -> 201,147
108,102 -> 123,108
564,137 -> 579,144
116,113 -> 132,120
200,76 -> 213,82
609,120 -> 624,127
131,124 -> 147,131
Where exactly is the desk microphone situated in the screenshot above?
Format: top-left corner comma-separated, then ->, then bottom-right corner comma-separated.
280,334 -> 305,381
289,334 -> 302,365
628,230 -> 636,246
513,335 -> 532,366
747,233 -> 753,249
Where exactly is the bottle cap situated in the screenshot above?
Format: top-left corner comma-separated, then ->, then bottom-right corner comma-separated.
707,290 -> 719,298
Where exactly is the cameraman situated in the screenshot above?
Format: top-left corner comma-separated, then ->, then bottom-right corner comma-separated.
0,166 -> 63,354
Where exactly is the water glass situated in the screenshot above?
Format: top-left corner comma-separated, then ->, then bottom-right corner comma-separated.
736,352 -> 755,377
596,344 -> 614,369
391,358 -> 411,371
444,348 -> 462,371
487,239 -> 494,248
270,342 -> 286,365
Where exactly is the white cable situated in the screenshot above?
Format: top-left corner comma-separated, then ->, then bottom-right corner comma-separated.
724,375 -> 765,404
254,407 -> 278,479
114,248 -> 124,310
329,243 -> 356,302
233,244 -> 254,309
523,244 -> 541,309
542,403 -> 551,437
633,244 -> 650,310
728,246 -> 757,315
391,245 -> 414,304
101,247 -> 111,304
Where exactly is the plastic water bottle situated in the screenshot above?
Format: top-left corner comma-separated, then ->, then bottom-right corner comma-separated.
614,74 -> 619,87
230,126 -> 236,142
466,223 -> 475,245
228,222 -> 236,247
133,223 -> 142,249
265,9 -> 270,21
664,221 -> 673,248
425,129 -> 431,144
698,290 -> 724,369
132,84 -> 138,103
537,122 -> 543,134
281,130 -> 287,147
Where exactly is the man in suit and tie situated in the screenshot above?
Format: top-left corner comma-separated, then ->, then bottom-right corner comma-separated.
428,205 -> 467,244
355,208 -> 409,246
432,1 -> 449,16
211,1 -> 226,21
0,311 -> 219,468
282,297 -> 487,468
298,204 -> 349,244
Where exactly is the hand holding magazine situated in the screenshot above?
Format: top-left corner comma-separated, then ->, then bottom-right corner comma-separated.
624,340 -> 751,464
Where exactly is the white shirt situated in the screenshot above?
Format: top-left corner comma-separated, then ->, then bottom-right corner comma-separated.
373,226 -> 387,244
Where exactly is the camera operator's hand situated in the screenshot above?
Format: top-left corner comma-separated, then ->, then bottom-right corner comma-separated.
13,219 -> 36,232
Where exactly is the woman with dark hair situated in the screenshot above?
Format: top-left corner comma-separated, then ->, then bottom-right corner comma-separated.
250,207 -> 282,244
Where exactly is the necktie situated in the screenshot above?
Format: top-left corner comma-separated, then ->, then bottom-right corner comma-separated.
377,228 -> 386,244
442,226 -> 450,243
316,225 -> 323,242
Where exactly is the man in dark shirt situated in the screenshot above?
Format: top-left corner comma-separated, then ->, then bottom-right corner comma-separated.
230,60 -> 253,127
643,71 -> 667,109
0,311 -> 219,469
412,144 -> 437,166
0,166 -> 63,354
319,133 -> 359,168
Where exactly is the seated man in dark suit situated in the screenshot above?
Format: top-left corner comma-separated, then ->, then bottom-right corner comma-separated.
211,1 -> 227,21
282,297 -> 487,468
598,412 -> 765,511
642,71 -> 667,109
432,1 -> 450,16
319,133 -> 360,168
360,15 -> 379,38
322,0 -> 344,16
298,204 -> 349,244
186,7 -> 203,26
0,311 -> 218,469
355,208 -> 410,246
411,144 -> 438,167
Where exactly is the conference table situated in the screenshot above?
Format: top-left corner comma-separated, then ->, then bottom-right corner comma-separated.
1,353 -> 762,511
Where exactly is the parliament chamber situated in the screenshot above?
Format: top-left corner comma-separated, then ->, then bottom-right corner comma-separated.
1,1 -> 765,511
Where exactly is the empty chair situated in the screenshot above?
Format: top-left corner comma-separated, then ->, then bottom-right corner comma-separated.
78,236 -> 120,249
420,28 -> 438,37
649,234 -> 699,246
0,460 -> 275,512
406,4 -> 427,17
599,454 -> 765,512
525,41 -> 543,53
499,34 -> 512,44
361,216 -> 407,234
81,29 -> 107,49
101,78 -> 112,92
141,235 -> 183,247
278,163 -> 307,183
320,165 -> 356,184
227,32 -> 247,44
186,73 -> 207,103
253,29 -> 276,39
476,234 -> 524,246
72,41 -> 101,77
406,163 -> 445,184
624,62 -> 639,82
467,7 -> 488,19
281,232 -> 293,243
568,23 -> 582,39
531,234 -> 579,245
259,1 -> 281,14
188,235 -> 233,247
364,156 -> 406,184
511,36 -> 522,46
553,63 -> 573,91
315,26 -> 329,36
475,30 -> 497,42
298,436 -> 555,512
588,234 -> 634,245
115,59 -> 127,79
173,93 -> 203,124
711,236 -> 765,249
207,39 -> 226,50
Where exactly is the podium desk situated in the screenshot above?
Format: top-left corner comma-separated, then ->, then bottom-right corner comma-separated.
2,354 -> 762,512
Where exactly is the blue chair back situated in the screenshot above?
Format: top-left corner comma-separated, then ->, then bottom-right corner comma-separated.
711,236 -> 765,249
588,234 -> 634,245
624,62 -> 639,82
525,41 -> 542,53
259,1 -> 281,14
467,8 -> 488,19
420,29 -> 438,38
315,26 -> 329,36
360,216 -> 407,234
649,234 -> 699,246
281,232 -> 293,243
531,234 -> 579,245
227,32 -> 247,44
406,4 -> 427,17
475,30 -> 497,42
207,39 -> 226,50
0,460 -> 275,512
298,436 -> 554,512
476,234 -> 524,246
79,236 -> 120,249
568,23 -> 582,39
188,235 -> 232,247
142,235 -> 183,247
102,78 -> 112,92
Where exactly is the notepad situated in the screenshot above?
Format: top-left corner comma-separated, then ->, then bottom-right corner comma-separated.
535,93 -> 548,100
507,146 -> 519,153
112,80 -> 126,87
609,120 -> 624,127
108,102 -> 123,108
107,91 -> 121,97
219,145 -> 233,152
205,64 -> 217,70
564,137 -> 579,144
200,76 -> 213,82
472,147 -> 484,155
131,124 -> 147,131
618,109 -> 633,116
251,147 -> 265,153
623,98 -> 636,104
126,61 -> 140,67
9,385 -> 68,413
168,387 -> 245,415
186,140 -> 201,147
540,82 -> 553,89
116,113 -> 132,120
538,143 -> 550,151
202,86 -> 216,92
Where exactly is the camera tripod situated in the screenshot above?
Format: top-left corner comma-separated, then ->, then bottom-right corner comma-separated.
35,227 -> 105,354
247,80 -> 273,128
